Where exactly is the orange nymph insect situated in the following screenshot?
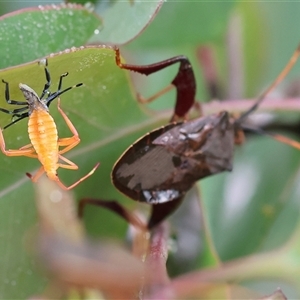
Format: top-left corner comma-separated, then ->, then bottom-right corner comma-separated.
0,60 -> 99,190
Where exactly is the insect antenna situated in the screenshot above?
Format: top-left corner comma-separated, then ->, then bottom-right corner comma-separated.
233,44 -> 300,149
237,44 -> 300,124
241,122 -> 300,150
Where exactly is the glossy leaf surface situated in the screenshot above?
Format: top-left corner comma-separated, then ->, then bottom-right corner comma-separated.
0,4 -> 102,68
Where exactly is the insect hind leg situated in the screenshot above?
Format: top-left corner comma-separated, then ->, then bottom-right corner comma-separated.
26,166 -> 45,182
58,137 -> 80,155
58,154 -> 79,170
114,47 -> 196,121
56,155 -> 100,190
79,198 -> 146,230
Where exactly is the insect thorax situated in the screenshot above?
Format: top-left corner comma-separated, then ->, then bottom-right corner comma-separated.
19,83 -> 48,114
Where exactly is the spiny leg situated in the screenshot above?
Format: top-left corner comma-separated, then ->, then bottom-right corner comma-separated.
115,47 -> 196,121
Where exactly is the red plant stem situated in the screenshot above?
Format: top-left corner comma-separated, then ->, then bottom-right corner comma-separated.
145,222 -> 171,296
145,246 -> 299,299
202,98 -> 300,116
153,98 -> 300,124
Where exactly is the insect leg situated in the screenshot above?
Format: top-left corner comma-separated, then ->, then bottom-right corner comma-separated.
19,143 -> 33,149
0,128 -> 34,156
58,137 -> 80,154
26,166 -> 45,182
39,59 -> 51,99
55,159 -> 100,190
57,154 -> 79,170
44,75 -> 83,107
0,106 -> 28,116
238,44 -> 300,123
115,47 -> 196,121
19,143 -> 39,158
1,80 -> 27,106
148,196 -> 184,229
137,84 -> 174,104
54,98 -> 99,189
241,123 -> 300,150
79,198 -> 146,230
0,80 -> 30,129
57,72 -> 69,90
56,98 -> 80,154
58,154 -> 100,176
2,112 -> 29,130
57,98 -> 79,135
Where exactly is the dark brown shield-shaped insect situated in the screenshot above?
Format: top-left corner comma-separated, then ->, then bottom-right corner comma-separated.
81,45 -> 300,229
112,112 -> 236,228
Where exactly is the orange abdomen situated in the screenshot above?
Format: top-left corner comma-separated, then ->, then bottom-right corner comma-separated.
28,109 -> 59,177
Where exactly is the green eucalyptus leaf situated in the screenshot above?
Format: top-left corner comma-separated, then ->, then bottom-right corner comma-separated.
90,0 -> 164,45
127,1 -> 235,49
0,4 -> 102,68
